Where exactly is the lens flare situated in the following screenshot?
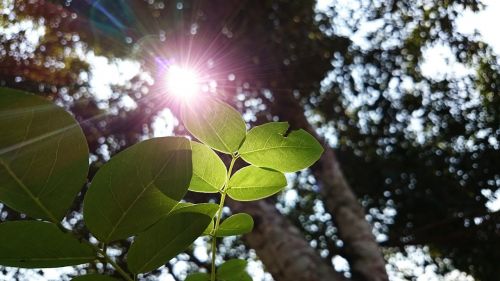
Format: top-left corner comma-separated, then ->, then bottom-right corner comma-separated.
166,65 -> 199,100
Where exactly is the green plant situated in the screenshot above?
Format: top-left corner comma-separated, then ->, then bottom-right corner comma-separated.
0,87 -> 323,280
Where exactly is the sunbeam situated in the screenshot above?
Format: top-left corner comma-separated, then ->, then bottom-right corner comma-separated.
165,65 -> 200,102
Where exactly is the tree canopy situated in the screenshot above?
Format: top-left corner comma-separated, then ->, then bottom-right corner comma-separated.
1,0 -> 499,280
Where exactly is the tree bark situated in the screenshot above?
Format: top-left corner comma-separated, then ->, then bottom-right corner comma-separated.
270,92 -> 389,281
229,199 -> 348,281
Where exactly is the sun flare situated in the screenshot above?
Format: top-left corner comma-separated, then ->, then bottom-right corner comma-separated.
165,65 -> 200,100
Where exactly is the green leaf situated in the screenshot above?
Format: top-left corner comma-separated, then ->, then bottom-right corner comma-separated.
217,259 -> 251,281
127,204 -> 219,274
203,220 -> 215,236
0,88 -> 89,221
219,271 -> 252,281
170,202 -> 219,217
71,274 -> 120,281
0,221 -> 95,268
83,137 -> 192,243
216,213 -> 254,237
171,202 -> 194,211
171,202 -> 215,235
184,261 -> 252,281
189,141 -> 226,193
185,273 -> 210,281
239,122 -> 323,172
181,97 -> 246,154
227,166 -> 287,201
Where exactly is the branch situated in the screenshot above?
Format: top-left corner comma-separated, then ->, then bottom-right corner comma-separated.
271,92 -> 389,281
228,199 -> 348,281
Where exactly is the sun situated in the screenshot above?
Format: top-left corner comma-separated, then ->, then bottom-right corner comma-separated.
165,65 -> 200,101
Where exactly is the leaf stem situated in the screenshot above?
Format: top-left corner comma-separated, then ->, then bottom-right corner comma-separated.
54,222 -> 134,281
102,243 -> 108,271
210,155 -> 238,281
95,247 -> 134,281
226,155 -> 238,187
210,232 -> 217,281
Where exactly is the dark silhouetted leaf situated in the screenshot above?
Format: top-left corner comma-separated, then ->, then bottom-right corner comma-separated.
127,204 -> 218,274
83,137 -> 191,243
216,213 -> 254,237
71,274 -> 120,281
0,221 -> 95,268
0,88 -> 89,221
185,273 -> 210,281
217,259 -> 251,281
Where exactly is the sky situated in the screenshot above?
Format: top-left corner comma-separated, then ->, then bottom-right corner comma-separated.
456,0 -> 500,53
422,0 -> 500,78
316,0 -> 500,77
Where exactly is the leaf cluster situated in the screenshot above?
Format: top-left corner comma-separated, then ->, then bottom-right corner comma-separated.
0,88 -> 323,280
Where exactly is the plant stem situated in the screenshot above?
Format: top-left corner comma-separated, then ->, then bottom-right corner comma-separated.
210,155 -> 238,281
102,243 -> 108,271
85,241 -> 134,281
210,232 -> 217,281
53,221 -> 134,281
210,191 -> 226,281
96,247 -> 134,281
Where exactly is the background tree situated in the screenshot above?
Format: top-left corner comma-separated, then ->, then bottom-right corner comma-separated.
0,0 -> 498,280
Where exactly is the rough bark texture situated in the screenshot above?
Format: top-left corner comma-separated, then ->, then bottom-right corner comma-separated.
271,92 -> 389,281
229,199 -> 348,281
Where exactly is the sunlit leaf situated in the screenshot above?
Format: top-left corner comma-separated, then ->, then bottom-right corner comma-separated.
227,166 -> 286,201
189,141 -> 226,193
0,221 -> 95,268
0,88 -> 89,221
127,203 -> 218,274
181,97 -> 246,154
83,137 -> 191,243
216,213 -> 254,237
239,122 -> 323,172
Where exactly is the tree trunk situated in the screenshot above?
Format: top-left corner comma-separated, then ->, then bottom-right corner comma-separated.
229,199 -> 348,281
271,92 -> 389,281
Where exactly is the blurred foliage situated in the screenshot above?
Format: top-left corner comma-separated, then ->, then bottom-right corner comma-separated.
1,0 -> 499,280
